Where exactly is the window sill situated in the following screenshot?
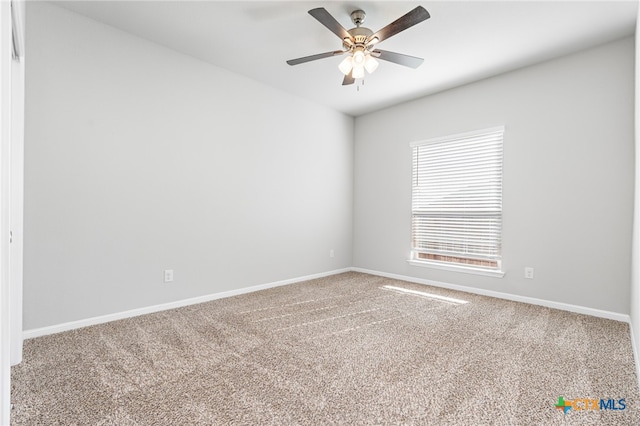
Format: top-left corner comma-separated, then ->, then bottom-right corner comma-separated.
407,259 -> 505,278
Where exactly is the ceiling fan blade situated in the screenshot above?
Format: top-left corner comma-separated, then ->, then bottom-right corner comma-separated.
308,8 -> 352,41
287,50 -> 344,66
372,49 -> 424,69
342,71 -> 355,86
370,6 -> 430,44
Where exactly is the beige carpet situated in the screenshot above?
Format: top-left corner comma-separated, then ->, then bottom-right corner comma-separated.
10,272 -> 640,425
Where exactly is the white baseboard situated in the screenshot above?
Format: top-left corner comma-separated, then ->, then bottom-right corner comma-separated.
23,266 -> 632,340
351,267 -> 631,323
23,268 -> 352,340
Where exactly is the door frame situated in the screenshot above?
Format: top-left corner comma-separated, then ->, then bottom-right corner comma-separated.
1,0 -> 25,422
10,0 -> 24,367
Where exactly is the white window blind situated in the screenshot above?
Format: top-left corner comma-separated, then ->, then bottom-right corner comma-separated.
410,126 -> 504,271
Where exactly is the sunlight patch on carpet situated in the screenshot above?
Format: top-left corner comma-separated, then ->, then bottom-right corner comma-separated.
381,284 -> 469,305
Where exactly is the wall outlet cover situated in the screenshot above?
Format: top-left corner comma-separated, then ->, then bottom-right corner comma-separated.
524,267 -> 534,279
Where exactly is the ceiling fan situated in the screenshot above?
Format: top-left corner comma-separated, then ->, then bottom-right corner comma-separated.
286,6 -> 430,86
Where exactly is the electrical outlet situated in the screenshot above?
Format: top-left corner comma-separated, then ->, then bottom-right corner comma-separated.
524,267 -> 534,279
329,249 -> 335,258
164,269 -> 174,283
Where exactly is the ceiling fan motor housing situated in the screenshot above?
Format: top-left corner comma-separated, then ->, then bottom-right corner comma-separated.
345,26 -> 374,49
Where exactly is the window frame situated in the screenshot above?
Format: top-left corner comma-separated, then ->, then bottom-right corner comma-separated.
408,126 -> 505,278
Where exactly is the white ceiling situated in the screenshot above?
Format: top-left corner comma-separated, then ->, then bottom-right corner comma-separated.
53,1 -> 638,117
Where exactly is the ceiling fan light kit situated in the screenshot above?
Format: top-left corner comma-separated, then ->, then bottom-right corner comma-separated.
339,47 -> 379,78
338,11 -> 378,79
286,6 -> 430,86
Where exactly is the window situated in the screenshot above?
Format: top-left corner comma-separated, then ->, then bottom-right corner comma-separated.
410,126 -> 504,275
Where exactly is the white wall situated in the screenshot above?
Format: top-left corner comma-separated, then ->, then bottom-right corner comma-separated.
354,37 -> 635,315
23,3 -> 354,330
